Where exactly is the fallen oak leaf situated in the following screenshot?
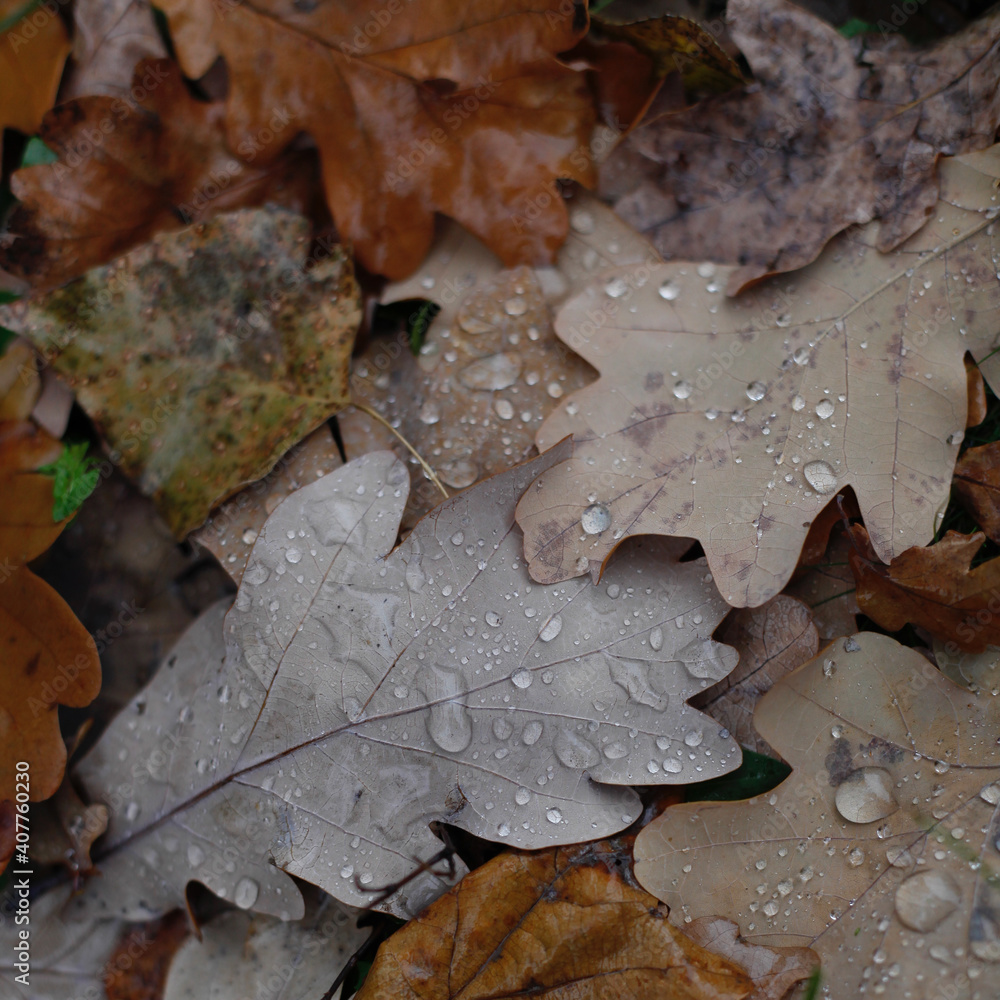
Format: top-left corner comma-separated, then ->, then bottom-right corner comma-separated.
516,147 -> 1000,606
634,634 -> 1000,998
105,911 -> 190,1000
601,0 -> 1000,293
357,838 -> 816,1000
154,0 -> 596,279
0,59 -> 322,290
954,442 -> 1000,544
71,446 -> 741,922
0,207 -> 361,536
848,525 -> 1000,654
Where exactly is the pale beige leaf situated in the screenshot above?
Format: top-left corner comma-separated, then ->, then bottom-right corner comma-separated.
73,448 -> 740,921
517,148 -> 1000,606
634,634 -> 1000,999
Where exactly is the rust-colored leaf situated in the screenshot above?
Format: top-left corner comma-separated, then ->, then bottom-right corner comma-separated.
954,442 -> 1000,543
0,0 -> 70,160
965,357 -> 988,428
357,839 -> 816,1000
105,911 -> 190,1000
601,0 -> 1000,293
848,524 -> 1000,653
154,0 -> 595,279
0,59 -> 322,290
0,566 -> 100,802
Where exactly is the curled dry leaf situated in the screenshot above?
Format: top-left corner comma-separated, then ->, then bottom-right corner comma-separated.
31,776 -> 109,877
0,207 -> 361,536
62,0 -> 166,99
357,839 -> 816,1000
954,442 -> 1000,543
193,425 -> 343,585
163,895 -> 366,1000
342,192 -> 662,526
516,148 -> 1000,607
634,634 -> 1000,1000
0,60 -> 321,290
601,0 -> 1000,292
0,0 -> 70,160
848,525 -> 1000,654
73,447 -> 740,921
155,0 -> 595,279
692,595 -> 818,758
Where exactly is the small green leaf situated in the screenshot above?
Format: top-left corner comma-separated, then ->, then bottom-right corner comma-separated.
802,965 -> 822,1000
838,18 -> 880,38
0,327 -> 16,352
20,137 -> 58,167
682,748 -> 791,802
38,442 -> 101,521
408,300 -> 439,355
0,291 -> 20,305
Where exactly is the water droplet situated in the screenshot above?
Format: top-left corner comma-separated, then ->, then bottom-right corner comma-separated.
649,626 -> 664,651
763,900 -> 779,917
497,822 -> 511,837
234,877 -> 259,909
603,742 -> 628,759
493,717 -> 513,740
504,296 -> 527,316
791,395 -> 806,412
459,353 -> 522,391
804,460 -> 838,494
244,562 -> 270,586
683,730 -> 704,748
340,864 -> 354,878
847,847 -> 864,867
554,729 -> 600,769
570,209 -> 595,234
187,844 -> 205,867
697,262 -> 716,278
538,615 -> 563,642
511,668 -> 533,689
894,870 -> 961,932
793,346 -> 810,364
546,807 -> 563,824
970,910 -> 1000,962
427,699 -> 473,752
495,398 -> 514,420
604,277 -> 629,298
581,503 -> 611,534
886,846 -> 914,868
672,380 -> 693,400
663,758 -> 683,773
486,611 -> 503,627
815,399 -> 835,419
746,381 -> 766,402
834,767 -> 898,824
775,313 -> 791,327
606,583 -> 621,599
515,787 -> 531,805
980,784 -> 1000,805
658,280 -> 680,301
125,802 -> 140,822
285,547 -> 302,564
241,528 -> 258,545
418,401 -> 440,425
522,721 -> 543,745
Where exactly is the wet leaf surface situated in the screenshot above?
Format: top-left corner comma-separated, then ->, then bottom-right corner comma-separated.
954,442 -> 1000,543
71,447 -> 740,921
634,634 -> 1000,1000
0,207 -> 361,536
601,0 -> 1000,292
516,148 -> 1000,607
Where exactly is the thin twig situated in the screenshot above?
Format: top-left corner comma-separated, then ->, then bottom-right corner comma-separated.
350,400 -> 449,499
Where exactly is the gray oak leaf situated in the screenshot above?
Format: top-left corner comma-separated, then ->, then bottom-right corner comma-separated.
75,446 -> 739,918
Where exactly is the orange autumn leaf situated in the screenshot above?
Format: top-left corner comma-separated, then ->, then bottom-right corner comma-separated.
0,0 -> 71,159
848,524 -> 1000,653
357,839 -> 816,1000
0,58 -> 322,290
154,0 -> 596,279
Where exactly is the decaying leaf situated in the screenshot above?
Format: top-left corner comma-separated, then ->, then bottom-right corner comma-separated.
358,838 -> 815,1000
31,775 -> 109,877
784,531 -> 860,644
163,894 -> 366,1000
62,0 -> 166,99
193,424 -> 343,585
0,60 -> 321,290
954,442 -> 1000,543
516,148 -> 1000,606
72,447 -> 740,921
634,634 -> 1000,1000
848,525 -> 1000,653
0,0 -> 71,160
155,0 -> 595,279
105,911 -> 190,1000
342,192 -> 660,526
601,0 -> 1000,292
693,596 -> 818,758
0,207 -> 361,536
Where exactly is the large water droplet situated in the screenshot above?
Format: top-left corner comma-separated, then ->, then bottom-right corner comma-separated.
746,381 -> 766,402
658,280 -> 680,301
285,547 -> 302,564
459,353 -> 522,391
791,395 -> 806,412
581,503 -> 611,534
234,877 -> 259,909
834,767 -> 898,824
243,562 -> 270,586
522,720 -> 543,745
515,787 -> 531,805
804,460 -> 838,494
673,380 -> 693,400
493,717 -> 513,740
494,398 -> 514,420
486,611 -> 503,627
815,399 -> 835,419
663,758 -> 683,773
427,699 -> 473,752
538,615 -> 563,642
187,844 -> 205,867
546,807 -> 563,824
570,209 -> 595,234
604,277 -> 628,298
649,626 -> 664,651
418,401 -> 440,425
894,870 -> 961,931
504,296 -> 527,316
684,730 -> 704,748
554,730 -> 600,769
511,668 -> 533,689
